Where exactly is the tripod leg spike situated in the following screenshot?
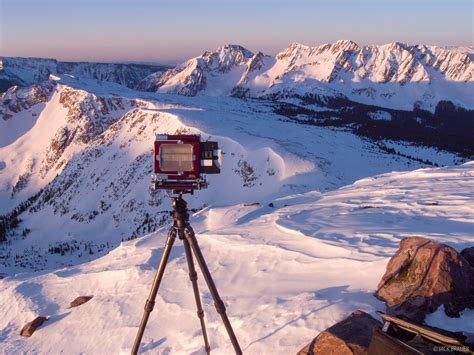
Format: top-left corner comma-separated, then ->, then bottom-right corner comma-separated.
183,227 -> 243,355
132,227 -> 177,355
182,232 -> 211,354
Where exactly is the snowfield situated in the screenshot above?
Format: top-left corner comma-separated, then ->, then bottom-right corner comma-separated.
1,162 -> 473,354
3,80 -> 464,274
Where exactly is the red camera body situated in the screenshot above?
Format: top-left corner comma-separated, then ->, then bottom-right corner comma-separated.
153,134 -> 220,192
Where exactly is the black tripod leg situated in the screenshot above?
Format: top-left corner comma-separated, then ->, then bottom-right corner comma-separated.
132,227 -> 177,355
181,232 -> 211,354
183,227 -> 243,355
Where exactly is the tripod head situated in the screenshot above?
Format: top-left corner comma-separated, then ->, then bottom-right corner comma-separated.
171,194 -> 190,233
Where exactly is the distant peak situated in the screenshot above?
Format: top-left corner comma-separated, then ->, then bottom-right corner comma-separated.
276,43 -> 312,59
384,41 -> 410,50
219,44 -> 248,51
287,42 -> 311,51
215,44 -> 254,58
197,44 -> 254,73
332,39 -> 360,51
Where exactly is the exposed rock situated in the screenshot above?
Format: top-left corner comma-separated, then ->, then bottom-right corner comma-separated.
297,310 -> 381,355
70,295 -> 94,308
20,316 -> 48,337
0,81 -> 56,117
461,247 -> 474,268
375,237 -> 474,322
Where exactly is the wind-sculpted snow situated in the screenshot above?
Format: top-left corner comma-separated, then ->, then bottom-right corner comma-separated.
276,162 -> 474,255
0,163 -> 472,353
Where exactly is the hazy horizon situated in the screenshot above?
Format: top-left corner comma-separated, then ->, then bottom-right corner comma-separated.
0,0 -> 472,64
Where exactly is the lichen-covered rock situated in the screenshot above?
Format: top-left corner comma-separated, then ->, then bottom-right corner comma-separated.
70,295 -> 94,308
297,310 -> 381,355
20,316 -> 48,337
375,237 -> 474,322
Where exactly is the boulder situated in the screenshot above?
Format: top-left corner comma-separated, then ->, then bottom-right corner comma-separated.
297,310 -> 381,355
461,247 -> 474,268
20,316 -> 48,337
375,237 -> 474,322
70,295 -> 94,308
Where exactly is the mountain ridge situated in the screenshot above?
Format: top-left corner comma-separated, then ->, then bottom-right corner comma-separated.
140,40 -> 473,111
1,79 -> 464,270
0,57 -> 170,92
2,40 -> 473,111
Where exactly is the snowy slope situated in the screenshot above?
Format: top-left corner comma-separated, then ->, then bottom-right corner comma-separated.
2,78 -> 466,273
0,162 -> 472,354
143,41 -> 473,111
0,83 -> 136,212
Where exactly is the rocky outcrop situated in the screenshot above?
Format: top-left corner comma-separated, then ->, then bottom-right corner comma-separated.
38,86 -> 131,178
0,81 -> 56,118
70,295 -> 94,308
20,316 -> 48,337
375,237 -> 474,322
297,310 -> 381,355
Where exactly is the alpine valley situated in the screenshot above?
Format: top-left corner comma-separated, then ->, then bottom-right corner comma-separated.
0,41 -> 473,354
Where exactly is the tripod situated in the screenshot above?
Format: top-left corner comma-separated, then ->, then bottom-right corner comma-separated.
132,194 -> 242,355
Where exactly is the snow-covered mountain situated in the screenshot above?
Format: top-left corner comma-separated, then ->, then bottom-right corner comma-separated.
0,57 -> 169,91
142,41 -> 473,111
3,41 -> 472,111
138,45 -> 256,95
0,76 -> 465,268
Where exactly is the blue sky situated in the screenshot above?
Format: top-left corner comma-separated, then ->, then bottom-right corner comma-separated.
0,0 -> 472,64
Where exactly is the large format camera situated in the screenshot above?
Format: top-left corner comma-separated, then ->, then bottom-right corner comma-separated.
133,133 -> 241,355
152,134 -> 221,192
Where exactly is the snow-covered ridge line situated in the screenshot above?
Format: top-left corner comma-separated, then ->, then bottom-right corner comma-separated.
2,41 -> 473,110
141,40 -> 473,111
0,57 -> 170,91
